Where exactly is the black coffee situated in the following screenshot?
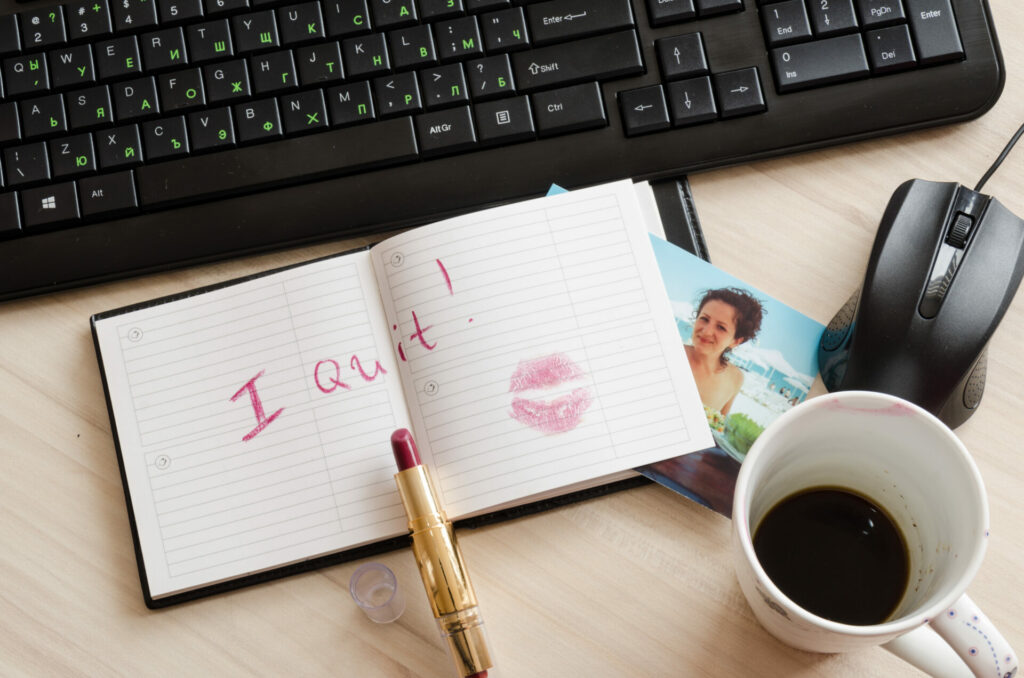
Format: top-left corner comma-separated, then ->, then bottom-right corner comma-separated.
752,487 -> 909,626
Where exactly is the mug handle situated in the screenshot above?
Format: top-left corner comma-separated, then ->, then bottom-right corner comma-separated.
882,594 -> 1018,678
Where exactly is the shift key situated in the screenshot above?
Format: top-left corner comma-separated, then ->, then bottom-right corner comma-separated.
512,30 -> 644,92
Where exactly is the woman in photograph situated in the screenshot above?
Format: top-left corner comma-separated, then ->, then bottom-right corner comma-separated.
687,287 -> 764,418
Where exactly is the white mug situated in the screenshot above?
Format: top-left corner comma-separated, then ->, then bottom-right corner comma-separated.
732,391 -> 1018,678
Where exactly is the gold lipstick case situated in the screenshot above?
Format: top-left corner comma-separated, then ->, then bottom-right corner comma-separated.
395,465 -> 493,677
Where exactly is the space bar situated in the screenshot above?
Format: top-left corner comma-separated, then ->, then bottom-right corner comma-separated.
137,117 -> 420,207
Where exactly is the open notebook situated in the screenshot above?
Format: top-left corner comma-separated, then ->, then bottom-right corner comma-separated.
92,180 -> 713,606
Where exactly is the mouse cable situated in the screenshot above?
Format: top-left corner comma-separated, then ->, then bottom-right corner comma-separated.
975,120 -> 1024,192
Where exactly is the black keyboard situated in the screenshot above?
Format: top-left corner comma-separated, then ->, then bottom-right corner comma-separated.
0,0 -> 1003,300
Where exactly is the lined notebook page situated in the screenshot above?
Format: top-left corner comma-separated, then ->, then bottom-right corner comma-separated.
370,180 -> 712,518
93,254 -> 410,599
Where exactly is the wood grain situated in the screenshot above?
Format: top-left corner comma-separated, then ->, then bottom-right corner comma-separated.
3,4 -> 1024,673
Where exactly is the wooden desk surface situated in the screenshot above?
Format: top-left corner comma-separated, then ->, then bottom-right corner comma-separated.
3,3 -> 1024,674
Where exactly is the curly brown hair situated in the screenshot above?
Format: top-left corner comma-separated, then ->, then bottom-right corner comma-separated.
695,287 -> 765,366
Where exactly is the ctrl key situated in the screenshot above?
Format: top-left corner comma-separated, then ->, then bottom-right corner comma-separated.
0,193 -> 21,236
21,182 -> 80,229
532,82 -> 607,138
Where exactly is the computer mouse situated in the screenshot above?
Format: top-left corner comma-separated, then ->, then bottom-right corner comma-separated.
818,179 -> 1024,428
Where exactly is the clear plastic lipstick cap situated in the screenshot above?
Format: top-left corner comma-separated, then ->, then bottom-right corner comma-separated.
349,562 -> 405,623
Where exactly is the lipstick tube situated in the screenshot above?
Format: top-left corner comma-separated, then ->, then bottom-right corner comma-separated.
392,429 -> 493,678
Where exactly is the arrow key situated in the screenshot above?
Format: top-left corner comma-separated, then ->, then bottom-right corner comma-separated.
656,33 -> 709,81
618,85 -> 669,136
666,76 -> 717,126
713,67 -> 766,118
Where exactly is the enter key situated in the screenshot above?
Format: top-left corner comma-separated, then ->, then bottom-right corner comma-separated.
526,0 -> 635,46
905,0 -> 964,64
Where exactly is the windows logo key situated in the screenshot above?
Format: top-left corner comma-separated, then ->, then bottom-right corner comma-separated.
22,183 -> 80,227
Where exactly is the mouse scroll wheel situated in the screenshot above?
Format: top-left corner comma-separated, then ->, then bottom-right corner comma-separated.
945,212 -> 974,249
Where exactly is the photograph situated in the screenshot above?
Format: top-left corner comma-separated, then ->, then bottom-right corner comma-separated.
638,236 -> 824,516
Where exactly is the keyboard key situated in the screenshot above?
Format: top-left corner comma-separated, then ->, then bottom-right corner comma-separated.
158,0 -> 204,24
696,0 -> 743,15
21,7 -> 68,50
79,170 -> 138,217
906,0 -> 963,64
0,192 -> 21,235
0,15 -> 21,57
619,84 -> 670,136
142,27 -> 190,71
68,85 -> 114,129
21,93 -> 67,137
856,0 -> 906,28
373,71 -> 422,116
388,24 -> 437,70
865,24 -> 916,72
512,30 -> 643,92
420,63 -> 469,108
251,50 -> 298,93
343,32 -> 390,77
420,0 -> 464,20
67,0 -> 114,40
114,76 -> 160,120
97,123 -> 143,168
49,45 -> 97,88
3,54 -> 51,97
5,142 -> 51,186
327,80 -> 375,125
22,181 -> 79,228
95,36 -> 143,79
526,0 -> 632,46
714,66 -> 767,117
113,0 -> 159,32
473,94 -> 534,145
414,104 -> 477,157
143,115 -> 191,158
188,106 -> 235,150
532,81 -> 606,137
205,0 -> 250,15
646,0 -> 696,25
770,33 -> 869,92
466,54 -> 515,100
656,32 -> 709,81
0,103 -> 20,145
435,16 -> 483,61
235,97 -> 282,142
761,0 -> 812,46
159,67 -> 206,110
666,76 -> 717,126
325,0 -> 373,38
370,0 -> 418,29
296,41 -> 344,84
187,19 -> 233,63
808,0 -> 858,36
482,6 -> 529,52
137,115 -> 418,205
278,2 -> 326,45
206,59 -> 252,101
467,0 -> 508,11
234,10 -> 280,53
280,89 -> 328,134
49,132 -> 97,176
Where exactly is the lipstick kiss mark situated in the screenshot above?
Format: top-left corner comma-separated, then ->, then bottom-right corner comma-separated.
508,353 -> 593,434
